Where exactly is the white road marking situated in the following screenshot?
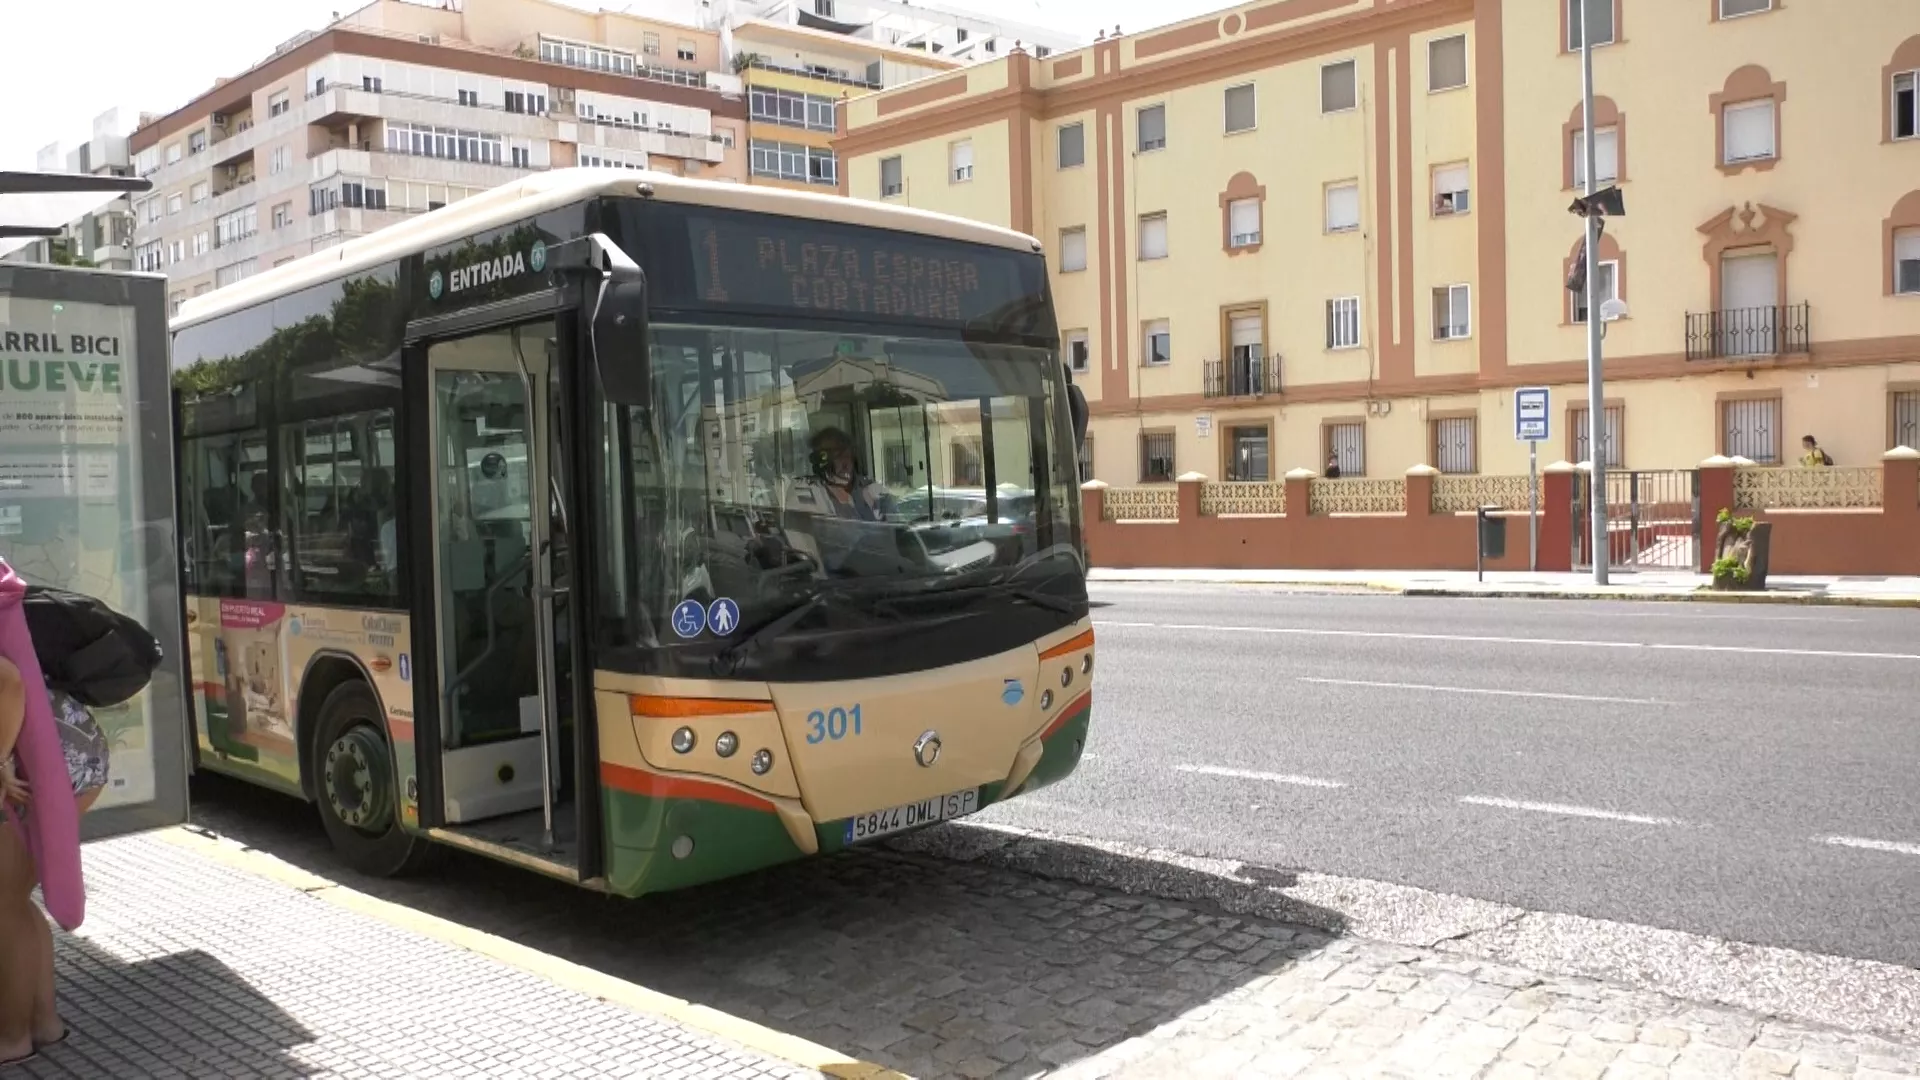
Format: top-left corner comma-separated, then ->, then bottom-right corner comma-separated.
1459,795 -> 1681,827
1298,676 -> 1670,705
1818,835 -> 1920,858
1092,619 -> 1920,662
1175,763 -> 1346,789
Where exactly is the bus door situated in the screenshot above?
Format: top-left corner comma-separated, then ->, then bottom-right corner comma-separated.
422,317 -> 579,869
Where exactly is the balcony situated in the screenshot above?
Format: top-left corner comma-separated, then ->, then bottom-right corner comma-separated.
1685,303 -> 1811,362
1203,355 -> 1278,399
746,56 -> 880,91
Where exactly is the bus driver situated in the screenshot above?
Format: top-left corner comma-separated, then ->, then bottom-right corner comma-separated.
793,427 -> 894,522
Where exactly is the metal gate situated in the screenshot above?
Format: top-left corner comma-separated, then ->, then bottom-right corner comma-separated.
1573,469 -> 1701,571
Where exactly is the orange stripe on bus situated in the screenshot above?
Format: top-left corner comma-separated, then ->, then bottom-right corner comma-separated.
1041,690 -> 1093,740
1039,629 -> 1095,661
599,761 -> 776,813
629,695 -> 776,718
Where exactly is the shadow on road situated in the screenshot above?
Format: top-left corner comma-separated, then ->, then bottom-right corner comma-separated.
185,774 -> 1348,1080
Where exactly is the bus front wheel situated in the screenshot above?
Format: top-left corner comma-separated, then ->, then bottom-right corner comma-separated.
313,681 -> 437,878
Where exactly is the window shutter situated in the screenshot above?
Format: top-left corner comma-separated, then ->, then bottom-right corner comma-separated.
1224,85 -> 1256,133
1230,314 -> 1263,350
1140,215 -> 1168,259
1060,229 -> 1087,271
1058,123 -> 1084,168
1321,61 -> 1356,113
1429,36 -> 1467,90
1138,105 -> 1166,150
1228,199 -> 1260,244
1723,100 -> 1775,162
1326,184 -> 1360,231
1896,229 -> 1920,294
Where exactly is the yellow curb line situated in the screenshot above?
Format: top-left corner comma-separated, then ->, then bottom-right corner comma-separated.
154,826 -> 911,1080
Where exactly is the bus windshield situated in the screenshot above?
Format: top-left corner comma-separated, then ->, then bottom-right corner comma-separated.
614,323 -> 1083,679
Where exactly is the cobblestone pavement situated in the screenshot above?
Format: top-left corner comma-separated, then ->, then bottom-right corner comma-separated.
183,778 -> 1920,1080
14,832 -> 818,1080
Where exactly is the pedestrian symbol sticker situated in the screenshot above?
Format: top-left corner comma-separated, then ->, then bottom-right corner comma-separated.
398,654 -> 411,682
672,599 -> 707,639
707,598 -> 740,636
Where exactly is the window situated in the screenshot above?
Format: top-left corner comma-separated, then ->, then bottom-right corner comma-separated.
1326,297 -> 1361,349
1140,432 -> 1175,482
1139,213 -> 1168,260
1057,122 -> 1085,168
1327,422 -> 1365,477
215,258 -> 258,288
1893,390 -> 1920,450
1571,261 -> 1619,323
1322,60 -> 1357,113
215,205 -> 258,248
1326,182 -> 1360,232
1722,397 -> 1780,463
1076,435 -> 1092,483
1138,104 -> 1166,152
1723,99 -> 1776,164
280,412 -> 401,602
166,143 -> 183,164
1719,0 -> 1771,16
1226,426 -> 1270,482
364,76 -> 385,93
1566,0 -> 1614,50
1224,84 -> 1256,134
750,140 -> 835,185
504,90 -> 548,115
1429,35 -> 1467,91
272,203 -> 291,229
188,131 -> 207,155
1059,227 -> 1087,272
271,146 -> 291,175
1897,228 -> 1920,295
1572,126 -> 1619,187
1066,331 -> 1090,373
178,430 -> 270,598
1432,416 -> 1477,474
1433,284 -> 1471,339
815,0 -> 835,16
385,122 -> 511,165
269,91 -> 290,117
512,145 -> 531,168
1569,404 -> 1625,468
950,140 -> 973,182
190,181 -> 210,204
170,292 -> 184,317
168,240 -> 184,264
457,88 -> 478,107
678,39 -> 697,62
1228,198 -> 1260,248
1433,164 -> 1470,216
1143,320 -> 1171,365
135,241 -> 163,272
749,87 -> 838,132
880,156 -> 903,197
192,232 -> 209,257
167,193 -> 183,215
643,32 -> 661,56
1894,72 -> 1916,141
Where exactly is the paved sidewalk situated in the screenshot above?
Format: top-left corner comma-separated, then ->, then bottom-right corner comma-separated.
1089,568 -> 1920,606
13,829 -> 857,1080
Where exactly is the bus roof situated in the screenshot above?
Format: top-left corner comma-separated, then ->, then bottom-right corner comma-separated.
173,167 -> 1042,331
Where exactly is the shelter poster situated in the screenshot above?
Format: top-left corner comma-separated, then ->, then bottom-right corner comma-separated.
0,295 -> 157,808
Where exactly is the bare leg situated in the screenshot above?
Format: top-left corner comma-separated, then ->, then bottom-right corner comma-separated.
25,867 -> 60,1045
0,818 -> 39,1063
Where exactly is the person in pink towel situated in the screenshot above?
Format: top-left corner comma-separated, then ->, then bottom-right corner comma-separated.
0,656 -> 108,1066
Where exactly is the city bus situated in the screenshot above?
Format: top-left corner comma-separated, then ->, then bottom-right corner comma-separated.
169,168 -> 1094,894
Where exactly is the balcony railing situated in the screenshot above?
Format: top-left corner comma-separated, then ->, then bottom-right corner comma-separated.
1202,354 -> 1278,399
1685,302 -> 1810,361
746,57 -> 880,91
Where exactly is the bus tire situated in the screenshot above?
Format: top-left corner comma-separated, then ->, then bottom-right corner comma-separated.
313,680 -> 438,878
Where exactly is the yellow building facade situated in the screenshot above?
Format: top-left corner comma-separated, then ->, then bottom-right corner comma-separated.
836,0 -> 1920,484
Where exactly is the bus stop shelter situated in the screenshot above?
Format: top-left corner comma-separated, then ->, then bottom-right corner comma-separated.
0,169 -> 151,259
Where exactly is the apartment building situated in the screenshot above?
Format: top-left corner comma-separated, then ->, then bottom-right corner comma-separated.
727,0 -> 1076,192
129,0 -> 749,312
2,109 -> 146,271
836,0 -> 1920,483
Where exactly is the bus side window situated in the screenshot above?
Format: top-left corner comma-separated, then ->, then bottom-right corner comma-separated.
279,409 -> 401,606
181,431 -> 272,599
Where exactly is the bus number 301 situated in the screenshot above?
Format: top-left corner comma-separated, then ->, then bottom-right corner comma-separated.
805,705 -> 863,744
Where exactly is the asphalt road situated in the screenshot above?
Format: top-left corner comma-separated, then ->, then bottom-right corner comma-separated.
977,583 -> 1920,969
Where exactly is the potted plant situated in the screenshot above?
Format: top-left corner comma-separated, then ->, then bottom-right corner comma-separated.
1710,508 -> 1772,590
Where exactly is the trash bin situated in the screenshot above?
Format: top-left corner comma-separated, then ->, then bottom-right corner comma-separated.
1477,506 -> 1507,561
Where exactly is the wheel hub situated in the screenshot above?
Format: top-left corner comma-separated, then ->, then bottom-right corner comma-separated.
323,725 -> 393,834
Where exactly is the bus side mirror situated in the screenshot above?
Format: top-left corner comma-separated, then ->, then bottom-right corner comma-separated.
590,276 -> 650,407
1067,382 -> 1089,450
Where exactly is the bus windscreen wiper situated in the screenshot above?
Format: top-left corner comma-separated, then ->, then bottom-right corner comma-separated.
708,586 -> 868,677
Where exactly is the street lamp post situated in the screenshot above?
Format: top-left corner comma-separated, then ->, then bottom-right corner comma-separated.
1580,0 -> 1608,585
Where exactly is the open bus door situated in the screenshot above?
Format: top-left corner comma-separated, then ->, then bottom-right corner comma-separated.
0,259 -> 193,842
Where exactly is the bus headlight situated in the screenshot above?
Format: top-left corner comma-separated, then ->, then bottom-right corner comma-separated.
750,749 -> 774,775
1082,655 -> 1094,674
1040,689 -> 1054,710
671,727 -> 696,754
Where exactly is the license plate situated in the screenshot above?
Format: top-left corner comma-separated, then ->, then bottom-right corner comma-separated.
844,789 -> 980,844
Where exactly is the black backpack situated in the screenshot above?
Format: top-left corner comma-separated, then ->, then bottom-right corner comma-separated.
21,585 -> 163,708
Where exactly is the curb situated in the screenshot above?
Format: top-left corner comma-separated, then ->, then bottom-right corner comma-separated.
1091,575 -> 1920,608
154,826 -> 911,1080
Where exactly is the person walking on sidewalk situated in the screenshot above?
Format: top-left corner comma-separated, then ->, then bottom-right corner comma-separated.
1800,435 -> 1834,467
0,655 -> 109,1067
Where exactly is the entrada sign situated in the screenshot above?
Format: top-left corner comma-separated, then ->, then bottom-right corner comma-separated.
430,239 -> 548,300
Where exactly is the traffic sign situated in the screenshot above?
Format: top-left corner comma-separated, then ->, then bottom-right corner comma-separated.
1514,386 -> 1550,443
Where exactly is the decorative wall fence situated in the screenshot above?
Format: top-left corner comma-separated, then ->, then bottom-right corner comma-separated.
1082,449 -> 1920,577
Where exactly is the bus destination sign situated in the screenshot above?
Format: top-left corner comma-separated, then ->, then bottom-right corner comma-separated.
681,214 -> 1036,326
